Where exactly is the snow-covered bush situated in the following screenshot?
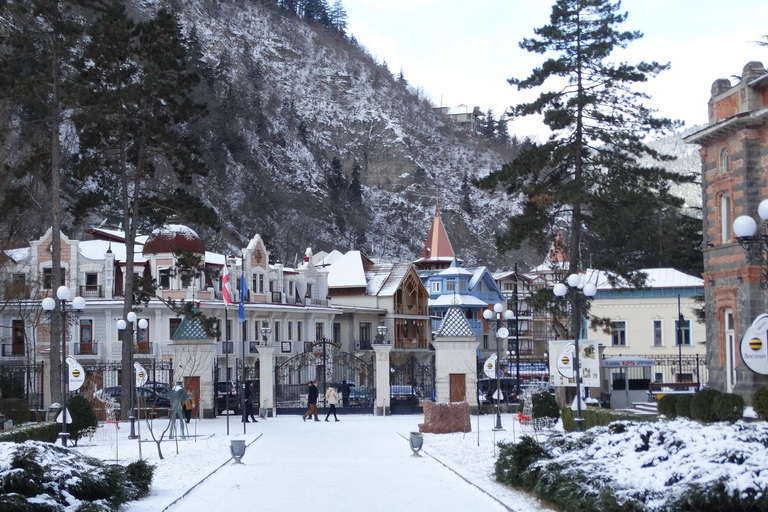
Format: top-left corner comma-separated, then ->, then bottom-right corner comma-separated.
0,441 -> 154,510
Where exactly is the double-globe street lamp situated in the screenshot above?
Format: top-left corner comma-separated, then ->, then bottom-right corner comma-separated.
553,274 -> 596,432
482,303 -> 514,431
376,324 -> 388,344
42,285 -> 85,447
733,199 -> 768,287
117,312 -> 148,440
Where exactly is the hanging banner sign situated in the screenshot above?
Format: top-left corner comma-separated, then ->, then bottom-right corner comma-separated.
548,339 -> 600,388
65,356 -> 85,392
483,354 -> 497,378
740,314 -> 768,375
134,362 -> 149,387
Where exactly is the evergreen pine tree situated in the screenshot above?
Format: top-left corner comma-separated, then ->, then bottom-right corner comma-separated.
496,115 -> 511,145
329,0 -> 348,35
71,4 -> 214,418
476,0 -> 694,335
397,68 -> 407,85
460,173 -> 473,215
481,109 -> 496,139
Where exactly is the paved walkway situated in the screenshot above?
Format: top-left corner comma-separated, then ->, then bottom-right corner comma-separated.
155,415 -> 552,512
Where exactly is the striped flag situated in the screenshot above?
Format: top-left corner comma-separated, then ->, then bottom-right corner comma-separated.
222,261 -> 234,305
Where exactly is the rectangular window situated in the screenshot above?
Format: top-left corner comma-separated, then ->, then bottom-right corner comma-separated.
85,273 -> 98,290
360,323 -> 371,346
654,372 -> 663,382
653,320 -> 662,347
611,321 -> 626,346
80,319 -> 93,344
315,322 -> 323,340
431,281 -> 441,293
446,278 -> 456,291
459,278 -> 467,292
169,318 -> 182,339
159,269 -> 171,288
676,319 -> 691,346
288,281 -> 294,296
483,334 -> 489,350
288,322 -> 293,340
298,321 -> 303,342
306,283 -> 313,298
138,321 -> 149,344
274,321 -> 280,341
333,323 -> 341,343
43,268 -> 66,289
12,319 -> 25,355
225,320 -> 232,341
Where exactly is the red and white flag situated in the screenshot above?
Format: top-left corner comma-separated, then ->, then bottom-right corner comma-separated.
222,261 -> 234,305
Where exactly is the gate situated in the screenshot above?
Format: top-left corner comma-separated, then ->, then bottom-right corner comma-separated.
389,353 -> 435,415
275,339 -> 374,415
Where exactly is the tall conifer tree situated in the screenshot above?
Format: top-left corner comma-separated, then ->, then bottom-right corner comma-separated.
477,0 -> 694,336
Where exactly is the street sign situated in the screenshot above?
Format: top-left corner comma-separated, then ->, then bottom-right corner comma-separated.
134,362 -> 148,387
740,314 -> 768,375
65,356 -> 85,392
56,408 -> 73,424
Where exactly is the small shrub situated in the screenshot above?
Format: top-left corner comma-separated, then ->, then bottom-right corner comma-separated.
67,394 -> 98,446
690,388 -> 722,423
676,394 -> 693,418
531,391 -> 559,421
752,386 -> 768,420
495,436 -> 550,487
657,394 -> 678,419
1,398 -> 31,425
713,393 -> 744,423
561,406 -> 653,432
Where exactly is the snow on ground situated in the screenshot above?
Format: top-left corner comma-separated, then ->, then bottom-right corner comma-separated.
70,413 -> 555,512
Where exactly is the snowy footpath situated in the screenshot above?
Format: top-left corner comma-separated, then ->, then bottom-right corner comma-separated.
72,413 -> 555,512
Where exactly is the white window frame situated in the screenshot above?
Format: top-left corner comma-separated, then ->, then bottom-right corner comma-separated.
611,321 -> 626,347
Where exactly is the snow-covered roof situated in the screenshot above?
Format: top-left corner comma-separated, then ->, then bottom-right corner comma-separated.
315,250 -> 343,267
328,251 -> 367,288
430,294 -> 487,307
585,268 -> 703,290
435,306 -> 476,338
365,266 -> 392,296
79,240 -> 147,264
439,264 -> 473,277
5,248 -> 29,262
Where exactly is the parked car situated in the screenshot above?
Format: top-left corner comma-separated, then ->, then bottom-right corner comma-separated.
216,381 -> 240,414
390,385 -> 420,407
349,385 -> 371,406
97,386 -> 171,409
144,381 -> 171,400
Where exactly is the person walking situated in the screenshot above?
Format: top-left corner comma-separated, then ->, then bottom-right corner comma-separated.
183,387 -> 195,424
243,382 -> 258,423
325,385 -> 340,422
302,381 -> 320,422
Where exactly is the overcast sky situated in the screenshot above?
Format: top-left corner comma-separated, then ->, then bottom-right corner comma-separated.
344,0 -> 767,141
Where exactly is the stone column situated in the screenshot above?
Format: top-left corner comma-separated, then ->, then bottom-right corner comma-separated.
372,344 -> 393,415
258,345 -> 276,417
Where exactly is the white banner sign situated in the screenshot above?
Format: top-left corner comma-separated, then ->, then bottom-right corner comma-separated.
483,354 -> 497,379
134,362 -> 149,387
65,356 -> 85,392
548,339 -> 600,388
740,314 -> 768,375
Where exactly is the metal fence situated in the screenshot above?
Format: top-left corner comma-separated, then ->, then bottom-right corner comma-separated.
0,361 -> 45,410
630,354 -> 709,385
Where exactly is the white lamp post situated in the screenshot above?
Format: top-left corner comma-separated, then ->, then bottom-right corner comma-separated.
117,313 -> 148,439
482,302 -> 514,431
42,285 -> 85,447
377,324 -> 388,345
733,199 -> 768,288
260,326 -> 272,345
553,274 -> 596,432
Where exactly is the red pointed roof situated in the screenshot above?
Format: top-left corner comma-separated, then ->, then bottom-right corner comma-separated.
415,204 -> 455,270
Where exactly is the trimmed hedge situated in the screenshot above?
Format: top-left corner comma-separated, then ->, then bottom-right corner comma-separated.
68,394 -> 98,446
690,388 -> 722,423
676,394 -> 693,418
657,394 -> 678,418
561,406 -> 655,432
0,422 -> 60,443
752,386 -> 768,420
713,393 -> 744,423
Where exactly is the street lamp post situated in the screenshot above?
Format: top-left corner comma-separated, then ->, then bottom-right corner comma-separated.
260,326 -> 272,346
482,303 -> 514,431
553,274 -> 596,432
733,200 -> 768,287
42,285 -> 85,447
117,312 -> 148,440
376,324 -> 388,345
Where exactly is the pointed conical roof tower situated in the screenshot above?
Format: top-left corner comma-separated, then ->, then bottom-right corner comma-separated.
414,204 -> 459,270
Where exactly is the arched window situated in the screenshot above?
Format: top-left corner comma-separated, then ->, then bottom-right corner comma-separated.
719,147 -> 730,172
721,193 -> 731,243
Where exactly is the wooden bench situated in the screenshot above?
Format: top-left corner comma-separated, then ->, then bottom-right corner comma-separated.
647,382 -> 699,401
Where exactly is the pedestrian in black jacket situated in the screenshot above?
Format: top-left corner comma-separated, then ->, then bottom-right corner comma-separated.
302,381 -> 320,422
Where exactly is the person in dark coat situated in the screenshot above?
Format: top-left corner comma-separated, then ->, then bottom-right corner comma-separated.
243,382 -> 258,423
302,381 -> 320,422
340,380 -> 351,408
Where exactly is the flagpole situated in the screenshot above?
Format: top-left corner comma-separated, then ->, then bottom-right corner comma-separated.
225,303 -> 229,436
